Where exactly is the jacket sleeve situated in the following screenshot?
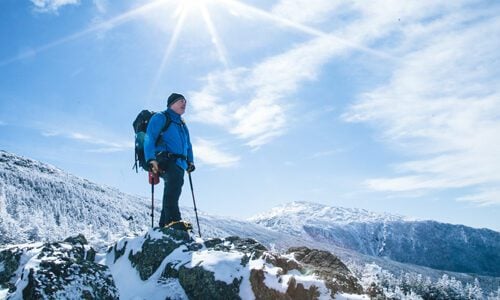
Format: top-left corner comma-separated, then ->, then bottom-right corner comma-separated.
144,113 -> 166,162
186,125 -> 194,163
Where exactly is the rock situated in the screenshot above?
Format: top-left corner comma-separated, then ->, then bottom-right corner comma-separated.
128,229 -> 189,281
288,247 -> 364,296
0,246 -> 26,293
3,237 -> 119,299
250,269 -> 320,300
3,229 -> 369,299
63,234 -> 88,245
178,266 -> 241,300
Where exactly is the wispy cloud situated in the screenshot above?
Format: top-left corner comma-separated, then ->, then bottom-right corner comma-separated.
41,129 -> 132,153
31,0 -> 109,13
193,138 -> 240,167
93,0 -> 108,14
187,0 -> 405,149
31,0 -> 80,13
344,4 -> 500,205
2,0 -> 167,66
458,188 -> 500,207
190,34 -> 353,148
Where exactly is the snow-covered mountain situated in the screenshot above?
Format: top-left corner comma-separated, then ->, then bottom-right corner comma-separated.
250,201 -> 500,277
0,150 -> 151,247
0,150 -> 313,251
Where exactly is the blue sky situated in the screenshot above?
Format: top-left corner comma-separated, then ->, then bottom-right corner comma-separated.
1,0 -> 499,231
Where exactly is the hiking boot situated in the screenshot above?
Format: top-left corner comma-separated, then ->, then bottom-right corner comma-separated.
165,220 -> 193,232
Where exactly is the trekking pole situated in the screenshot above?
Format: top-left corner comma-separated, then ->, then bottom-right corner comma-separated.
188,172 -> 202,238
148,171 -> 159,228
151,181 -> 154,228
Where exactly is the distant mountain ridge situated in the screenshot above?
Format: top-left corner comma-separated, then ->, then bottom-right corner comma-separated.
250,201 -> 500,277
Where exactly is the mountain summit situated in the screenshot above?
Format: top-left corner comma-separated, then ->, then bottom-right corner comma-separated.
250,201 -> 500,277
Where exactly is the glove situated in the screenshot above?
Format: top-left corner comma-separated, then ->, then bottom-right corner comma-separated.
148,160 -> 160,174
187,162 -> 196,173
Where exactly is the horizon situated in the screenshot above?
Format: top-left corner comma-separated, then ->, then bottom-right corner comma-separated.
2,148 -> 498,233
1,0 -> 499,231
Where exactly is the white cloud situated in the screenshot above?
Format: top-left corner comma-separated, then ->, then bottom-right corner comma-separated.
93,0 -> 108,14
458,188 -> 500,207
190,35 -> 349,148
344,4 -> 500,205
193,138 -> 240,167
41,129 -> 132,152
31,0 -> 80,13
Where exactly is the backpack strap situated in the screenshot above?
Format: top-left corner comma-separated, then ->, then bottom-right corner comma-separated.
155,112 -> 172,146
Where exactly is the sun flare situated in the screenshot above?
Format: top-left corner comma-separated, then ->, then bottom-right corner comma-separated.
179,0 -> 209,12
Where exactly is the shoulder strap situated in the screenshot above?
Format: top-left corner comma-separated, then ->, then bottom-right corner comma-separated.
161,112 -> 172,132
155,112 -> 172,145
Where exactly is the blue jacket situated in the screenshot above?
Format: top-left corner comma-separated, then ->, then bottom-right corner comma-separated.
144,108 -> 194,170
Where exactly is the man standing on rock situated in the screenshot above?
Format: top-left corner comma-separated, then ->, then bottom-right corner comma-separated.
144,93 -> 195,228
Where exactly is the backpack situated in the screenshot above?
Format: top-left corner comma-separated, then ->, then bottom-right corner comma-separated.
132,110 -> 172,172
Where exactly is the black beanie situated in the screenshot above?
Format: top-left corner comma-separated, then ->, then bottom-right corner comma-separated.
167,93 -> 185,107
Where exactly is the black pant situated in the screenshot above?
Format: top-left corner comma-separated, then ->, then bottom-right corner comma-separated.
158,160 -> 185,227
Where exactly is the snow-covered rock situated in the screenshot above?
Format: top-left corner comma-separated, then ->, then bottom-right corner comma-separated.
1,229 -> 368,299
0,235 -> 117,299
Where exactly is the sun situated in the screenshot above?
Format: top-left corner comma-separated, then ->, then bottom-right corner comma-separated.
179,0 -> 209,12
149,0 -> 229,96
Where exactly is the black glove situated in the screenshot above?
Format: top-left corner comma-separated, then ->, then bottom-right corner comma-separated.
187,162 -> 196,173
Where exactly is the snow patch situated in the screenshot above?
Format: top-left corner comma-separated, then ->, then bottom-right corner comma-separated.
335,293 -> 370,299
107,242 -> 189,300
191,250 -> 245,284
0,289 -> 8,300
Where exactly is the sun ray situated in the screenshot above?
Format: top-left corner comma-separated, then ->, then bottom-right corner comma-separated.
0,0 -> 171,67
200,2 -> 229,68
148,2 -> 189,100
217,0 -> 395,61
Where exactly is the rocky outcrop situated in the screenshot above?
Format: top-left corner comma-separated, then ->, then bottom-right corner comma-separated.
288,247 -> 363,296
0,234 -> 118,299
2,228 -> 367,299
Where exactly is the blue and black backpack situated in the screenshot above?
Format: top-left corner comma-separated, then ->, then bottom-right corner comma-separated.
132,110 -> 172,172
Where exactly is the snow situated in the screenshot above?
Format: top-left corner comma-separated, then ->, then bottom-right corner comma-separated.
262,264 -> 331,300
0,289 -> 8,300
7,247 -> 44,299
107,242 -> 189,300
191,250 -> 245,284
0,150 -> 151,248
249,201 -> 409,227
335,293 -> 370,299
